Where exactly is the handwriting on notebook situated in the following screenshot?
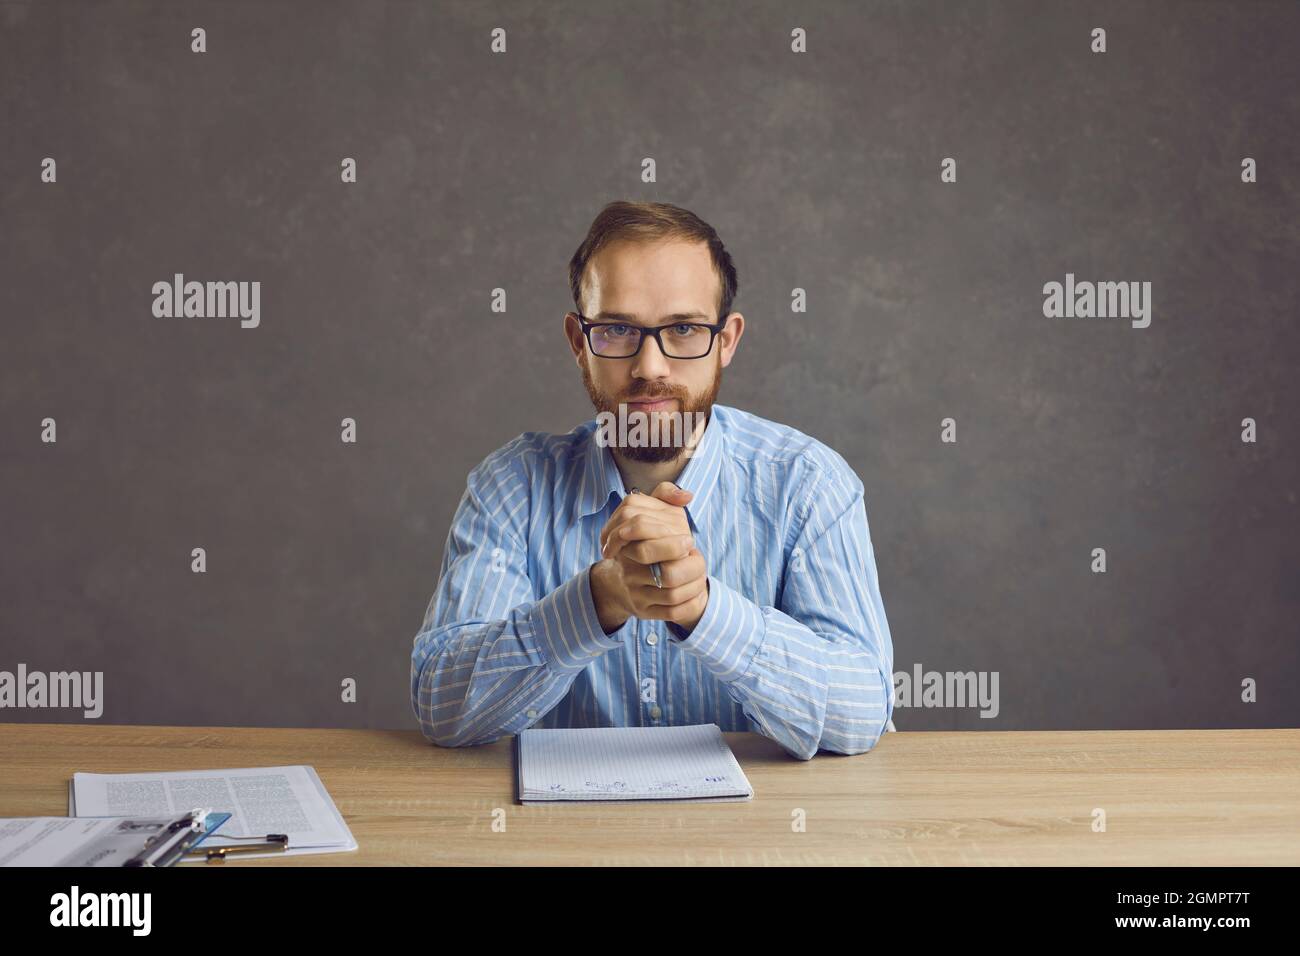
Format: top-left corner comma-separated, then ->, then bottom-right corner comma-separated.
647,775 -> 731,791
517,724 -> 754,802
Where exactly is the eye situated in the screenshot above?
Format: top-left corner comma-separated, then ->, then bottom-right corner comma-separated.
605,324 -> 632,336
670,323 -> 695,335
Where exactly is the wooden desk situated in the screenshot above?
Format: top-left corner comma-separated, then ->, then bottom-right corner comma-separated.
1,724 -> 1295,865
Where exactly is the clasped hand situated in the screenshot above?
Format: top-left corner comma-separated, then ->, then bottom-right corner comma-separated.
596,481 -> 709,631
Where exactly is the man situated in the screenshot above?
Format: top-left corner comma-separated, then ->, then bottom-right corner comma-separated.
410,200 -> 894,760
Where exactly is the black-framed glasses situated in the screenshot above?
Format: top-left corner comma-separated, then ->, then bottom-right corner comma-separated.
576,314 -> 727,359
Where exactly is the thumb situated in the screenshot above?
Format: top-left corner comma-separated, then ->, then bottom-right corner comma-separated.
650,481 -> 693,503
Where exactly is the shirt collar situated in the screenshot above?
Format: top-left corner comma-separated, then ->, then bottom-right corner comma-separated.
572,403 -> 729,533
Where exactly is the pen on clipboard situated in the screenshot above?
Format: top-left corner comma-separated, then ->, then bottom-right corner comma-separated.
183,833 -> 289,863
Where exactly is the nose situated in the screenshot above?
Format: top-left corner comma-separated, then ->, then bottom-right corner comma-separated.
629,330 -> 672,380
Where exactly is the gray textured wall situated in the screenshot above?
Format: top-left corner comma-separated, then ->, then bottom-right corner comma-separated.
2,0 -> 1296,732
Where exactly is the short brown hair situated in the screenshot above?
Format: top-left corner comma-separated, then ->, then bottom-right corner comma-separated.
568,200 -> 739,320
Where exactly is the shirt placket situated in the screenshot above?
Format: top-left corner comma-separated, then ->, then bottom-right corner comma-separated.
637,618 -> 662,725
633,620 -> 644,727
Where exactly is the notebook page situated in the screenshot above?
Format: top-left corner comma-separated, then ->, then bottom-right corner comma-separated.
518,724 -> 753,801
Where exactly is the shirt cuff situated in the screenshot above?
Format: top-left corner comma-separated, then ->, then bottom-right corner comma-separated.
676,575 -> 765,683
523,565 -> 629,673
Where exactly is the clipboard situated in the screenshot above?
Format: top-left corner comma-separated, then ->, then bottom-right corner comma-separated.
0,810 -> 234,867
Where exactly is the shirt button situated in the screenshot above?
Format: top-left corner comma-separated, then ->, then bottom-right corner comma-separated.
649,705 -> 662,719
526,709 -> 538,719
645,633 -> 659,646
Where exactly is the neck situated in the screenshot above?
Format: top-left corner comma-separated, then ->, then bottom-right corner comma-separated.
612,450 -> 689,495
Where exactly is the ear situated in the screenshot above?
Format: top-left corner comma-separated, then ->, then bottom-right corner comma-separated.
718,312 -> 744,368
564,311 -> 585,363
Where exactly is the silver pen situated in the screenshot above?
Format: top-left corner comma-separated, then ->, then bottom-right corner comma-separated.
627,487 -> 664,588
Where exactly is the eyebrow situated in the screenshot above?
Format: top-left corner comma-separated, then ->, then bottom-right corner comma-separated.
590,311 -> 712,326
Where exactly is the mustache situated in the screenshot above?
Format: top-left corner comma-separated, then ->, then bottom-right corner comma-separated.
622,389 -> 681,402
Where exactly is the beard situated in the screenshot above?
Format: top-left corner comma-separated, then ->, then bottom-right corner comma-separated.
580,351 -> 722,462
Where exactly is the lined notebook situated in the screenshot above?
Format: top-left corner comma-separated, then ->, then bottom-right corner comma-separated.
515,723 -> 754,804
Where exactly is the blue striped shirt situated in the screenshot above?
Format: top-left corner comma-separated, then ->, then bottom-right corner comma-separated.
410,403 -> 894,760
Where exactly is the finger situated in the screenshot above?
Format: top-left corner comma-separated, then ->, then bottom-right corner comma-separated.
604,516 -> 687,561
620,546 -> 703,589
629,488 -> 692,513
601,518 -> 641,560
619,533 -> 696,567
600,490 -> 692,553
634,575 -> 708,617
599,505 -> 643,553
648,481 -> 694,505
604,518 -> 676,561
600,510 -> 637,557
598,496 -> 661,552
599,520 -> 622,555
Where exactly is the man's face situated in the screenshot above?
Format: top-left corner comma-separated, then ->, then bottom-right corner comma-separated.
566,238 -> 744,462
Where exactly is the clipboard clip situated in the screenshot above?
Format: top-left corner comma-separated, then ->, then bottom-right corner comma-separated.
123,808 -> 214,867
